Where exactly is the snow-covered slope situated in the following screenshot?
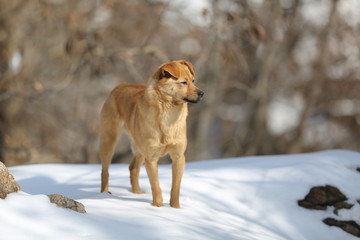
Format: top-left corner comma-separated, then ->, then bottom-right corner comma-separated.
1,150 -> 360,240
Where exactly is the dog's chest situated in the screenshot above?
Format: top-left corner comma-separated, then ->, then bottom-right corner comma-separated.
128,102 -> 188,157
159,122 -> 185,145
158,106 -> 187,141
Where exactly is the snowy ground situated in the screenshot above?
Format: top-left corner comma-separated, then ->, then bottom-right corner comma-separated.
1,150 -> 360,240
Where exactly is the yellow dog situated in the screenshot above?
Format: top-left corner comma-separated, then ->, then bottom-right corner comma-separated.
99,60 -> 204,208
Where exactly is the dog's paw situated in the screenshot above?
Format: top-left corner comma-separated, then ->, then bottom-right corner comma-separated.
170,201 -> 180,208
131,189 -> 144,194
151,202 -> 164,207
100,190 -> 112,194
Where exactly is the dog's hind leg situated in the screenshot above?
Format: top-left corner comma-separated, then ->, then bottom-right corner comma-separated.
129,154 -> 145,193
99,99 -> 122,193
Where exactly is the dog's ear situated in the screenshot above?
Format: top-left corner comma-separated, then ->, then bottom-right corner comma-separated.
179,60 -> 195,76
153,63 -> 179,80
163,70 -> 173,79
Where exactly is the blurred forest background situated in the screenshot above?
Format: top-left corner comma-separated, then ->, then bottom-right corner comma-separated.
0,0 -> 360,166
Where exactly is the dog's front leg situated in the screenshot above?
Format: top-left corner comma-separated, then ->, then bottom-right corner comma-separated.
145,159 -> 163,207
169,153 -> 185,208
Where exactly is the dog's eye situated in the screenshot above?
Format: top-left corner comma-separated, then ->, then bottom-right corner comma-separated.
180,81 -> 188,85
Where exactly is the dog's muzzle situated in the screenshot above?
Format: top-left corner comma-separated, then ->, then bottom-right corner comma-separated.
184,90 -> 204,103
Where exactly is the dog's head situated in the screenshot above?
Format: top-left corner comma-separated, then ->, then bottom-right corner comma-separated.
151,60 -> 204,105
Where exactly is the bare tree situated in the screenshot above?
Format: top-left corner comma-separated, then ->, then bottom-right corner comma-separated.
0,0 -> 359,166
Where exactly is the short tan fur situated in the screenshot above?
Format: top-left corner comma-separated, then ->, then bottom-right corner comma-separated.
99,60 -> 204,208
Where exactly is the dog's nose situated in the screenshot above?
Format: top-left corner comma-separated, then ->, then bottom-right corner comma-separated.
198,90 -> 204,98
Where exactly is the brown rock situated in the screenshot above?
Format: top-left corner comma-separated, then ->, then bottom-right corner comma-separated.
333,202 -> 354,215
0,162 -> 86,213
0,161 -> 22,199
298,185 -> 347,210
48,194 -> 86,213
323,218 -> 360,238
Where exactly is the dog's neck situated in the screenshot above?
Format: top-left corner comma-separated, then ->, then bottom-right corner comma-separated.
144,83 -> 188,143
145,81 -> 187,109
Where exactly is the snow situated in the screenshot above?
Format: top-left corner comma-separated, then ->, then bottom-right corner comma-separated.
2,150 -> 360,240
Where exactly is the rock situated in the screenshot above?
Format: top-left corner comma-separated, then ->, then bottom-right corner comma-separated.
0,162 -> 85,213
48,194 -> 86,214
0,161 -> 22,199
323,218 -> 360,238
300,185 -> 360,238
298,185 -> 347,210
333,201 -> 354,215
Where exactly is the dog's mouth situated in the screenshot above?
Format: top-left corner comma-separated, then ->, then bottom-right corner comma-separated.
183,91 -> 204,104
183,98 -> 199,103
183,96 -> 203,104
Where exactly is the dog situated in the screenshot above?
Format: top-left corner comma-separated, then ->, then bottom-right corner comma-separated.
99,60 -> 204,208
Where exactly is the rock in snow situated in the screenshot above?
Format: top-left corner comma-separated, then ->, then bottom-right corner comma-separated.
299,185 -> 360,238
0,161 -> 22,199
298,185 -> 348,210
323,218 -> 360,238
48,194 -> 86,213
1,161 -> 85,213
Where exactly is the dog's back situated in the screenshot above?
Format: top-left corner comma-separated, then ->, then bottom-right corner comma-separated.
109,83 -> 146,119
